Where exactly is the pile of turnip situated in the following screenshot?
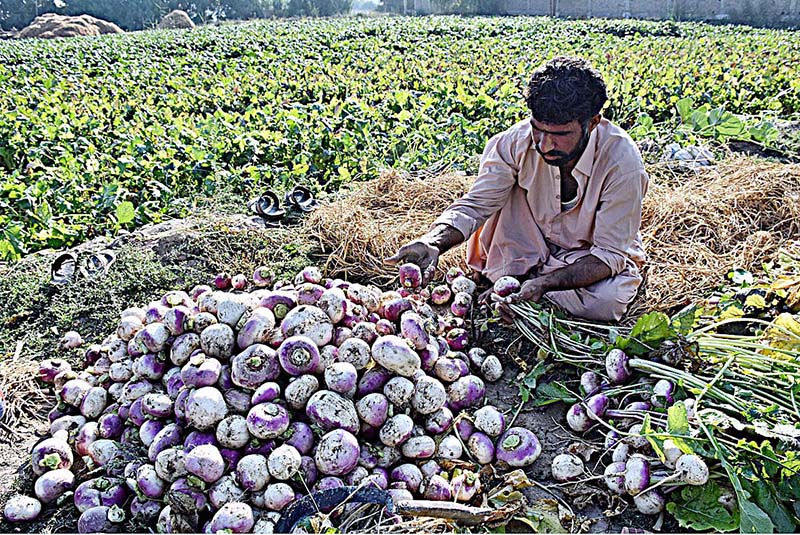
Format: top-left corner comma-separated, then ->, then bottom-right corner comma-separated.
4,263 -> 545,533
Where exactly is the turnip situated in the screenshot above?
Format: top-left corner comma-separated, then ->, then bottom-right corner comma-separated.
566,403 -> 593,432
352,321 -> 378,345
50,414 -> 86,436
325,362 -> 358,396
216,295 -> 249,327
200,323 -> 235,359
612,442 -> 631,463
398,263 -> 422,288
77,505 -> 125,533
447,375 -> 485,411
437,435 -> 463,459
480,355 -> 503,382
129,498 -> 160,521
624,455 -> 650,495
136,464 -> 166,499
315,429 -> 359,476
231,344 -> 280,388
401,436 -> 436,459
372,335 -> 421,377
379,414 -> 414,447
551,453 -> 584,481
424,407 -> 454,435
89,439 -> 121,467
109,360 -> 133,383
675,454 -> 709,485
31,436 -> 73,476
391,463 -> 423,493
306,390 -> 359,433
281,305 -> 334,346
382,297 -> 414,322
366,467 -> 389,490
357,366 -> 393,396
445,328 -> 468,350
605,349 -> 631,385
406,376 -> 446,417
139,420 -> 165,446
247,403 -> 290,439
186,386 -> 228,431
76,422 -> 100,456
192,312 -> 218,333
626,424 -> 649,449
604,462 -> 627,495
283,421 -> 315,455
268,444 -> 301,480
634,489 -> 665,515
431,285 -> 452,305
450,292 -> 472,317
39,359 -> 72,384
184,444 -> 225,483
142,392 -> 173,418
60,378 -> 92,407
261,483 -> 294,511
384,376 -> 415,406
473,405 -> 506,437
434,356 -> 467,382
167,478 -> 207,514
422,474 -> 452,501
163,306 -> 191,336
4,495 -> 42,522
183,430 -> 216,451
313,476 -> 346,492
133,353 -> 167,381
277,335 -> 321,376
661,439 -> 683,469
420,459 -> 443,479
34,469 -> 75,503
356,393 -> 390,428
346,466 -> 370,486
260,291 -> 297,321
117,316 -> 144,342
493,276 -> 521,297
236,308 -> 276,349
208,502 -> 254,533
284,374 -> 320,410
155,447 -> 187,482
651,379 -> 675,408
148,423 -> 183,462
335,338 -> 370,371
251,382 -> 281,405
496,427 -> 542,467
73,477 -> 128,513
299,455 -> 319,487
450,276 -> 476,295
237,454 -> 270,491
209,474 -> 245,510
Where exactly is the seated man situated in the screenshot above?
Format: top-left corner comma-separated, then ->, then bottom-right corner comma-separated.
386,56 -> 648,322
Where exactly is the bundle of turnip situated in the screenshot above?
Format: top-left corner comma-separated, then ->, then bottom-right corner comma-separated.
499,280 -> 800,529
4,263 -> 544,534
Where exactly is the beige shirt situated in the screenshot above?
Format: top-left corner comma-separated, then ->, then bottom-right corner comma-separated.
434,117 -> 648,282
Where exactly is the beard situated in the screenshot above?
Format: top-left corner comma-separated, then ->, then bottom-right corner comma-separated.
536,124 -> 591,167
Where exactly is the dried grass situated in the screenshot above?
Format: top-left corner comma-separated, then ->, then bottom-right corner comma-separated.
0,358 -> 53,443
307,157 -> 800,314
306,171 -> 473,285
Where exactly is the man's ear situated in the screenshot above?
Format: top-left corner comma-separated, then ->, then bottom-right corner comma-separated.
589,114 -> 602,131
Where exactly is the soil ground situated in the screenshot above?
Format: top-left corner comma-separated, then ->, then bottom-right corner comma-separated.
0,212 -> 667,534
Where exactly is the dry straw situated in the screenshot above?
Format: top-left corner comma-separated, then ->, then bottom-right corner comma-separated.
307,157 -> 800,314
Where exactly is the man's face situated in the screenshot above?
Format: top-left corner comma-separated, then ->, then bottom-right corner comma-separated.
530,117 -> 591,167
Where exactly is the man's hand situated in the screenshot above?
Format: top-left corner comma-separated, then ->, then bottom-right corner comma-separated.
496,277 -> 548,323
384,238 -> 440,273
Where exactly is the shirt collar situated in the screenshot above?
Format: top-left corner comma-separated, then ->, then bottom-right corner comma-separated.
573,124 -> 599,178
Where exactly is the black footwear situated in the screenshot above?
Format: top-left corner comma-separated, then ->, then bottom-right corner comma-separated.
285,186 -> 318,213
51,252 -> 78,285
80,249 -> 117,281
248,190 -> 286,221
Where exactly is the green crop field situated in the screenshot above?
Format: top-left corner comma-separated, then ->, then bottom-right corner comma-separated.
1,15 -> 799,261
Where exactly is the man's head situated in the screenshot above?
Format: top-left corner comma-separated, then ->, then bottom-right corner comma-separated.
524,56 -> 607,167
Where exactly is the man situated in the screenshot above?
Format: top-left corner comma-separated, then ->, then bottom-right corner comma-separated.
386,56 -> 648,322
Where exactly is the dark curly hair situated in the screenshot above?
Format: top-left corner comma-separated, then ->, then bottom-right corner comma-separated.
523,56 -> 607,125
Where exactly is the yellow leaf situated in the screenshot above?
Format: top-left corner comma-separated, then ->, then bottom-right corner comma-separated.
744,294 -> 767,309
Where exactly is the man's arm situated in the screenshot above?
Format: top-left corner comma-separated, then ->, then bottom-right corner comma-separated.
509,255 -> 612,304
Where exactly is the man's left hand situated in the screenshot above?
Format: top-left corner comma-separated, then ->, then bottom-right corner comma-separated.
496,277 -> 548,323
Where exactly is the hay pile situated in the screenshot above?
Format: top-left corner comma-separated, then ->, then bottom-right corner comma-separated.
16,13 -> 123,39
307,157 -> 800,313
157,10 -> 195,30
306,171 -> 473,285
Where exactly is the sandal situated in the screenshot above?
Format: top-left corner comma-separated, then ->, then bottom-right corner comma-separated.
80,249 -> 117,281
51,252 -> 78,285
285,185 -> 318,213
248,190 -> 285,221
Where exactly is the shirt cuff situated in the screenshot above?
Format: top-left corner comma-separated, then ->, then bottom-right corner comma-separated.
431,210 -> 476,241
589,245 -> 627,277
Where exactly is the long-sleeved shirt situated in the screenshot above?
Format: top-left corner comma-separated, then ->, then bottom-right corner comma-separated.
433,117 -> 648,283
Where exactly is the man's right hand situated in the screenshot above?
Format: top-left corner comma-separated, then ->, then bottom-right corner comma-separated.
384,238 -> 440,273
